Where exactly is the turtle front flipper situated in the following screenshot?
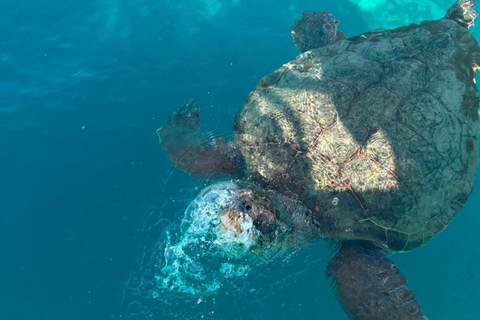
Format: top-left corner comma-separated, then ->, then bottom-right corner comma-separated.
327,242 -> 427,320
291,11 -> 346,52
157,100 -> 244,177
445,0 -> 478,28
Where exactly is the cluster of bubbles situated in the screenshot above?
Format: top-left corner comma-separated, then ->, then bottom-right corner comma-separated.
125,181 -> 334,319
153,181 -> 259,296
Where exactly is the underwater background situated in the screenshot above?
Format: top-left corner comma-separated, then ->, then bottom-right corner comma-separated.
1,0 -> 480,319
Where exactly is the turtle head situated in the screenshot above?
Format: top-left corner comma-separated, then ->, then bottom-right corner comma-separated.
182,181 -> 280,258
219,188 -> 278,240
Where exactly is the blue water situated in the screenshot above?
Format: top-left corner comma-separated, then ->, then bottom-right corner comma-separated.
1,0 -> 479,319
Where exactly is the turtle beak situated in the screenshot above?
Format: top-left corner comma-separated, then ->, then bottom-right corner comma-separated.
218,209 -> 246,234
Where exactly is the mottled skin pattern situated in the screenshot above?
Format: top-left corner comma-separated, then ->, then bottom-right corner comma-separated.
157,2 -> 480,319
236,18 -> 480,251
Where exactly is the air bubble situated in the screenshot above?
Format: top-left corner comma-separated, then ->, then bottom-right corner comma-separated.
156,182 -> 256,296
332,197 -> 339,206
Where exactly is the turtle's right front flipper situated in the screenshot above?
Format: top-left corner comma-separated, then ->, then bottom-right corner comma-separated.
157,100 -> 244,177
327,241 -> 428,320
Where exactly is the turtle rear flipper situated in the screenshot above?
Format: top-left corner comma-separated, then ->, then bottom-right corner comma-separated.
327,242 -> 427,320
157,100 -> 244,177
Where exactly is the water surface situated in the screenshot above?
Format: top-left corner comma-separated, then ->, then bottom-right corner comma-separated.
1,0 -> 479,319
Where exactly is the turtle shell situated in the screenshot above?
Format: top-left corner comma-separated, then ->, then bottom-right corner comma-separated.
234,18 -> 480,251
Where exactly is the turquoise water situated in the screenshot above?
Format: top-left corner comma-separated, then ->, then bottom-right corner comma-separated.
1,0 -> 479,319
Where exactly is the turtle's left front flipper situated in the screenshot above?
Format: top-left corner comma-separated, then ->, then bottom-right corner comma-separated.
445,0 -> 478,28
157,100 -> 244,177
327,241 -> 428,320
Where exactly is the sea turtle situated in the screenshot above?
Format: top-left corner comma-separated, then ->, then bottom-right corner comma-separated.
157,1 -> 480,319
